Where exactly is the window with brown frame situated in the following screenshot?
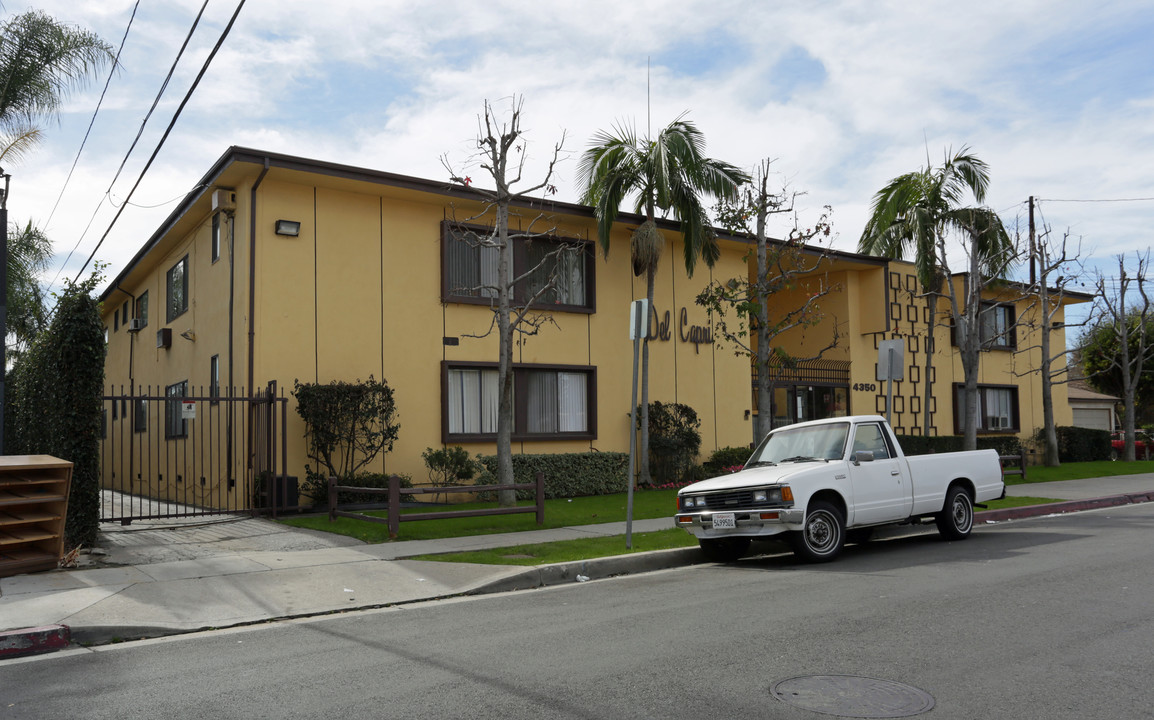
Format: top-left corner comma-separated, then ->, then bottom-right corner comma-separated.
443,362 -> 596,442
953,383 -> 1019,433
441,222 -> 594,311
979,303 -> 1016,350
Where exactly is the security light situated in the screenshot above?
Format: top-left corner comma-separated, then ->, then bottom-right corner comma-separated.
275,219 -> 301,236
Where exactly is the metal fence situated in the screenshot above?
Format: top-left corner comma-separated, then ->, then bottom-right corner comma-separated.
100,381 -> 288,523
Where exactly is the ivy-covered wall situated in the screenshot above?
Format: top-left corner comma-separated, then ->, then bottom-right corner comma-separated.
5,276 -> 106,547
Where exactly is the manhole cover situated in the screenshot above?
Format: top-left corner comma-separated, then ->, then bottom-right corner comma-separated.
770,675 -> 935,718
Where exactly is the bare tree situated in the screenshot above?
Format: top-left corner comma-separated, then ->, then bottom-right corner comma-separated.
1089,252 -> 1153,461
1011,228 -> 1087,466
696,160 -> 841,441
441,96 -> 572,505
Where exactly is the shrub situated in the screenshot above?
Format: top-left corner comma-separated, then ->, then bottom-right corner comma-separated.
1039,426 -> 1110,462
422,446 -> 481,486
5,274 -> 105,548
645,401 -> 702,486
703,445 -> 753,475
293,376 -> 400,501
476,452 -> 629,500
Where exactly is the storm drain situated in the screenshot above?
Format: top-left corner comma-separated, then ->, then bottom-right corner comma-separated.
770,675 -> 935,718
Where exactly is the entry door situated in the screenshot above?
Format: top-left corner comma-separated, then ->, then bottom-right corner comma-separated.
847,422 -> 912,525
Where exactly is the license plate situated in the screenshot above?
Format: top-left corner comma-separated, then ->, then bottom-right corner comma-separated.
712,512 -> 736,529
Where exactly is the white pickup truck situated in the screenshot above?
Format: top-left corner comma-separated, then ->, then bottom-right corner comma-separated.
675,415 -> 1006,563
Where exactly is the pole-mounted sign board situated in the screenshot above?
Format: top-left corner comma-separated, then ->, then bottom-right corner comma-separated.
876,339 -> 905,381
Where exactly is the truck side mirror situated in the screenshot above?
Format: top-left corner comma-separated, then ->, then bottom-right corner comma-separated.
852,450 -> 875,466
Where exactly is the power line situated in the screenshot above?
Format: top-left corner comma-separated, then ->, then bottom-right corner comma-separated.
42,0 -> 141,231
47,0 -> 213,295
1036,197 -> 1154,203
73,0 -> 246,281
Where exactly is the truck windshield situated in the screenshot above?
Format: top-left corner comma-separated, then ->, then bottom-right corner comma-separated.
747,422 -> 849,465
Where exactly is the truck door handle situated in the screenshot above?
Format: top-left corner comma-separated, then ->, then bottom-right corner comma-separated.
890,471 -> 901,476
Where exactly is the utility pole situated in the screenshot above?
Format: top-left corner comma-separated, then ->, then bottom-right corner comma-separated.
0,171 -> 9,452
1028,196 -> 1036,287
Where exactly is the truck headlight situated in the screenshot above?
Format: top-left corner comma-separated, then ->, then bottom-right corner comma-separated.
753,490 -> 767,502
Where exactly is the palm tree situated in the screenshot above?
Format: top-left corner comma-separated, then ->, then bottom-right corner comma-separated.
858,147 -> 1011,439
578,115 -> 747,484
0,10 -> 115,158
5,220 -> 50,349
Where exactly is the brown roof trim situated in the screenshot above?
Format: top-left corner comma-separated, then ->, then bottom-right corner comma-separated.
100,145 -> 888,300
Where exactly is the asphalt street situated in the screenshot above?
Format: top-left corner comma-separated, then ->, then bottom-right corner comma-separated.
3,502 -> 1152,720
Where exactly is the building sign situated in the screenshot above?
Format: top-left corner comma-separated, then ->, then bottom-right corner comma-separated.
645,304 -> 713,353
181,401 -> 197,420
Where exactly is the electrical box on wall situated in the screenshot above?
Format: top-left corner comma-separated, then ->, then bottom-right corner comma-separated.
211,189 -> 236,212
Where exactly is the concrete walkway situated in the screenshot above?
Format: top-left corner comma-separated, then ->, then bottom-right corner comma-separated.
3,473 -> 1153,654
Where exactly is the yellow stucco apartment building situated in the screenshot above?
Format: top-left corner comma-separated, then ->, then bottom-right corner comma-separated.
98,147 -> 1086,513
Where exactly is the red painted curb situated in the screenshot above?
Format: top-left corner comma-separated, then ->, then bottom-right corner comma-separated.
976,492 -> 1153,523
0,624 -> 71,659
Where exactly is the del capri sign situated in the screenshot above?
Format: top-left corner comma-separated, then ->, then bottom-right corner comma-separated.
644,304 -> 714,353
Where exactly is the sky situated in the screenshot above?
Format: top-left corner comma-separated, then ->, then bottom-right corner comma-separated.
10,0 -> 1154,337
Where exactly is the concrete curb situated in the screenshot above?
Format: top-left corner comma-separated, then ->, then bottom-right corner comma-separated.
0,624 -> 70,659
464,547 -> 708,595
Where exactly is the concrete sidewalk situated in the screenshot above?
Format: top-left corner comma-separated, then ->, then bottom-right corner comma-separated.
3,473 -> 1153,654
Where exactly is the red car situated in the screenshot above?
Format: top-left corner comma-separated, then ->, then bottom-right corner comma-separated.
1111,431 -> 1152,461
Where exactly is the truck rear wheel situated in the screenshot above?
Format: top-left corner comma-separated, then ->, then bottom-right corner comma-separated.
699,537 -> 751,562
791,501 -> 845,563
936,485 -> 973,540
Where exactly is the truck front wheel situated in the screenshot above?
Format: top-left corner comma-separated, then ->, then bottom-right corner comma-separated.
699,537 -> 751,562
791,502 -> 845,563
936,485 -> 973,540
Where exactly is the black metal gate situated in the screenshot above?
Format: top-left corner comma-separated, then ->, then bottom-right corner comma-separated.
99,381 -> 289,523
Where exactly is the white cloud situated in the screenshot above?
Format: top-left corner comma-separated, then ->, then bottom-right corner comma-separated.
13,0 -> 1153,314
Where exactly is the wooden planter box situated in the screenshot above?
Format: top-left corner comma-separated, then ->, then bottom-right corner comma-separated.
0,456 -> 73,578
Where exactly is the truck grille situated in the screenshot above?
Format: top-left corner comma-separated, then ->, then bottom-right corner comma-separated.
700,489 -> 762,511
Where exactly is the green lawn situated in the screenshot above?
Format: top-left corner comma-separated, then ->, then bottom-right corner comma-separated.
1008,460 -> 1152,485
412,529 -> 698,565
279,490 -> 681,544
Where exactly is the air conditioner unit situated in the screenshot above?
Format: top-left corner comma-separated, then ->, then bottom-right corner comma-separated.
157,328 -> 172,349
211,189 -> 236,212
128,318 -> 145,333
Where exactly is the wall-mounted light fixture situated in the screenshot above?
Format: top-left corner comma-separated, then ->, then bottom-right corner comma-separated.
275,219 -> 301,236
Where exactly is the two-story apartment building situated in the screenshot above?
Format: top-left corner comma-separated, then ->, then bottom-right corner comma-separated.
97,147 -> 1084,515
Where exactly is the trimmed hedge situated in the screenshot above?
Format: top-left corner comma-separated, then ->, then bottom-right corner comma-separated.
896,434 -> 1023,457
477,452 -> 629,500
5,276 -> 105,548
1044,426 -> 1111,462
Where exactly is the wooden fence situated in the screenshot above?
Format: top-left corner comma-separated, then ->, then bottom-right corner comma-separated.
327,472 -> 545,539
1000,454 -> 1027,480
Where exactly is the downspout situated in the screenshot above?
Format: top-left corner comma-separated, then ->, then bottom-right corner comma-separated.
111,282 -> 136,493
247,159 -> 270,478
225,204 -> 237,487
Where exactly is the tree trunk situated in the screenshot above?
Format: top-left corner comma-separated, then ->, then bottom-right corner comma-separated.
1040,287 -> 1060,466
755,200 -> 772,442
638,264 -> 655,486
495,204 -> 517,506
922,291 -> 937,436
1119,326 -> 1136,462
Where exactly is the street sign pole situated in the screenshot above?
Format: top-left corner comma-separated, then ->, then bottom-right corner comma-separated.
876,339 -> 905,425
625,299 -> 647,549
885,347 -> 894,424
